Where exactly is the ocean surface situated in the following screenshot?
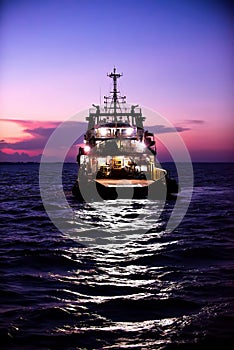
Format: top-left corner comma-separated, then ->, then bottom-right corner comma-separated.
0,162 -> 233,349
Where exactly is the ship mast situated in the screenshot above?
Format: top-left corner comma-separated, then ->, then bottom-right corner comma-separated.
105,67 -> 125,120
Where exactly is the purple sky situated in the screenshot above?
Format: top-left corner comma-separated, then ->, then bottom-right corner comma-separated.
0,0 -> 233,162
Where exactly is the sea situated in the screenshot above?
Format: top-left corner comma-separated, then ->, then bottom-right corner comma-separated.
0,162 -> 233,350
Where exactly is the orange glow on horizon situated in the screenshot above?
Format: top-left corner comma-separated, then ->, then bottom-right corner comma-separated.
0,121 -> 30,141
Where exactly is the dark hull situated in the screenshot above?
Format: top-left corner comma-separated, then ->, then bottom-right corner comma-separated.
72,178 -> 178,201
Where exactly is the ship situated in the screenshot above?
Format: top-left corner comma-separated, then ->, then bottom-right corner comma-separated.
72,67 -> 178,201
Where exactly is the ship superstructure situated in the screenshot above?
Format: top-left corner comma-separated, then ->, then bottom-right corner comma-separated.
73,68 -> 177,200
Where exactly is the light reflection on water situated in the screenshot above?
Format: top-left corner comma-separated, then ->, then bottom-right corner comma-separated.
68,198 -> 170,246
1,163 -> 233,348
46,233 -> 207,348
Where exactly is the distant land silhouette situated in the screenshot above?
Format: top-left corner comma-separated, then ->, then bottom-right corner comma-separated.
0,150 -> 42,163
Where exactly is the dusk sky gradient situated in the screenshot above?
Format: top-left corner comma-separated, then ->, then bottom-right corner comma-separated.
0,0 -> 233,162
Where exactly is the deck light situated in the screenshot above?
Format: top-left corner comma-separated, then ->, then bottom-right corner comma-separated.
100,128 -> 107,136
84,145 -> 91,153
126,127 -> 134,136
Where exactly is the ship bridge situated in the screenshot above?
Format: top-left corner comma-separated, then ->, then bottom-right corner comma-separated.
85,67 -> 146,144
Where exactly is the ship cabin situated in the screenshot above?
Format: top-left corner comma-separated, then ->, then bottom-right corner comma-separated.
84,105 -> 146,144
77,67 -> 156,164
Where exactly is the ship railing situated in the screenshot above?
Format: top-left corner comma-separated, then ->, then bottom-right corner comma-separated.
92,145 -> 150,156
89,107 -> 142,115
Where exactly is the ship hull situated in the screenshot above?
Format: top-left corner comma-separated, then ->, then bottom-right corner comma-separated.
72,177 -> 177,201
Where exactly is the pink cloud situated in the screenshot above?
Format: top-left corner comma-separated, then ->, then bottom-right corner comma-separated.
0,118 -> 233,162
0,119 -> 85,162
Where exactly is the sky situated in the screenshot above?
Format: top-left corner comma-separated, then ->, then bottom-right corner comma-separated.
0,0 -> 233,162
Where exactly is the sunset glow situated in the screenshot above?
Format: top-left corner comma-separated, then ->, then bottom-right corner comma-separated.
0,0 -> 233,162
